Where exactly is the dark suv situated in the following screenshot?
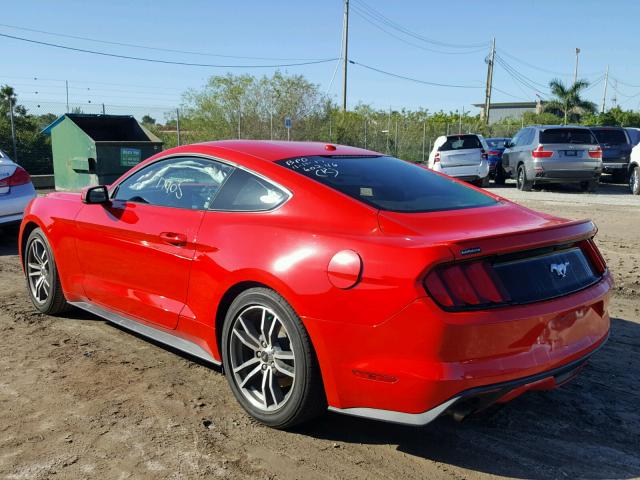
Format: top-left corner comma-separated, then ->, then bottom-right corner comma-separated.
502,126 -> 603,192
590,127 -> 632,183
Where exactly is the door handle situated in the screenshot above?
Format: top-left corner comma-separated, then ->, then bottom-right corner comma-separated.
159,232 -> 187,246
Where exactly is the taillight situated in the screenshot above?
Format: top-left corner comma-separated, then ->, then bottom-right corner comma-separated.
424,260 -> 511,309
0,166 -> 31,187
580,239 -> 607,275
532,145 -> 554,158
434,151 -> 441,163
487,150 -> 500,156
480,149 -> 488,160
588,146 -> 602,159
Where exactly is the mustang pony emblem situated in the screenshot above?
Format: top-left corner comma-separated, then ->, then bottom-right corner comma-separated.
550,261 -> 570,278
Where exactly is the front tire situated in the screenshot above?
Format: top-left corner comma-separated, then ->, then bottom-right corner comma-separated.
24,228 -> 70,315
630,165 -> 640,195
221,288 -> 326,429
516,164 -> 532,191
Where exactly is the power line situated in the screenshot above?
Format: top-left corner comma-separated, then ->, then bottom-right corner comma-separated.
0,23 -> 325,61
495,55 -> 549,97
349,60 -> 483,88
352,0 -> 488,49
0,32 -> 339,68
351,5 -> 488,55
498,49 -> 602,79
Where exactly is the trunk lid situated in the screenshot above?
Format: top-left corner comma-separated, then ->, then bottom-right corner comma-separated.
439,149 -> 483,167
378,201 -> 596,260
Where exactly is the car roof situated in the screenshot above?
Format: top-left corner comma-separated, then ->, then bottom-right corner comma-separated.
529,125 -> 592,130
190,140 -> 380,162
589,126 -> 626,130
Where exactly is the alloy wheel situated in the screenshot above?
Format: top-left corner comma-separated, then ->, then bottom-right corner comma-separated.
631,168 -> 640,194
229,305 -> 296,412
27,238 -> 51,304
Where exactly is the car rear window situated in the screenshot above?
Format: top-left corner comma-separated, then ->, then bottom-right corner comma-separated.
439,135 -> 482,151
486,138 -> 508,149
540,128 -> 597,145
591,129 -> 628,145
276,155 -> 497,213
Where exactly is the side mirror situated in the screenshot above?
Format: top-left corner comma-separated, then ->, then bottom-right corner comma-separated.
81,185 -> 110,205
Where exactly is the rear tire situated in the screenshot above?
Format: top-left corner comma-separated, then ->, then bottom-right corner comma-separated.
24,228 -> 70,315
630,165 -> 640,195
494,163 -> 506,185
580,180 -> 598,193
221,288 -> 326,429
612,170 -> 627,184
480,176 -> 490,188
516,164 -> 532,191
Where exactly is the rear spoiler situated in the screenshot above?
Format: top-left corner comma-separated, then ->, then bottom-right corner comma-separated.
447,219 -> 596,261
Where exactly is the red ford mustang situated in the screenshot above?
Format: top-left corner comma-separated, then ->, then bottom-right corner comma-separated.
19,141 -> 611,428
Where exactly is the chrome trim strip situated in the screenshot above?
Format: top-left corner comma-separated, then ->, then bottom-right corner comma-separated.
69,301 -> 221,365
328,397 -> 459,426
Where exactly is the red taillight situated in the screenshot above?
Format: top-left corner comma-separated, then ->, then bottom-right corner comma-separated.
487,150 -> 500,156
0,166 -> 30,187
588,146 -> 602,159
532,145 -> 554,158
434,151 -> 441,163
424,260 -> 511,309
480,149 -> 488,160
580,239 -> 607,275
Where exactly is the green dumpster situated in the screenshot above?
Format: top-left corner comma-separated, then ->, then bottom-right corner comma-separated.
42,114 -> 163,191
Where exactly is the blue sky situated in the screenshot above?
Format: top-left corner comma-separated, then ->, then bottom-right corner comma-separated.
2,0 -> 639,118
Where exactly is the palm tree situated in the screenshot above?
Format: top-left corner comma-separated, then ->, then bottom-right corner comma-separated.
544,79 -> 597,124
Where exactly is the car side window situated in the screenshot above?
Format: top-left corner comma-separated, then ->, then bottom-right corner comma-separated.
511,129 -> 525,147
523,128 -> 536,146
211,168 -> 288,212
113,156 -> 234,210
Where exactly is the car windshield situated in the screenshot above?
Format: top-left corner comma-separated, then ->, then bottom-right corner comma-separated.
439,135 -> 482,151
277,155 -> 497,213
592,129 -> 628,145
486,138 -> 508,149
540,128 -> 597,144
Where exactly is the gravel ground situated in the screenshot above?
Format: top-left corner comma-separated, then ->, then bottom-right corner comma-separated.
0,182 -> 639,480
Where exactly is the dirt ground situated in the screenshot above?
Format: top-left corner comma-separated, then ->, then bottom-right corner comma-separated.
1,181 -> 639,480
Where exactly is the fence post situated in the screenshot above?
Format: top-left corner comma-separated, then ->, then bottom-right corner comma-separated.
176,108 -> 181,146
270,112 -> 273,140
364,118 -> 367,149
9,97 -> 17,162
421,120 -> 426,163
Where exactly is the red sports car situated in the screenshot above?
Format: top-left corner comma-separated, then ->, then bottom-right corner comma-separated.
19,141 -> 611,428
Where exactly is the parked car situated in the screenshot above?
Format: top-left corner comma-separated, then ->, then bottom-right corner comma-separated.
502,126 -> 602,192
590,127 -> 632,183
20,141 -> 611,428
628,142 -> 640,194
625,127 -> 640,147
0,149 -> 36,228
427,134 -> 490,186
485,137 -> 511,183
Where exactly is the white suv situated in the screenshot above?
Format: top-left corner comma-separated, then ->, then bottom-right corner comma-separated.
427,134 -> 490,187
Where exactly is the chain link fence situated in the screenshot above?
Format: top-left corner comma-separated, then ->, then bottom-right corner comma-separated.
5,100 -> 525,175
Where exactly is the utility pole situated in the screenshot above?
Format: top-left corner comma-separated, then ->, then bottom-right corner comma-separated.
612,79 -> 618,108
341,0 -> 350,111
483,38 -> 496,125
65,80 -> 69,113
601,65 -> 609,114
573,48 -> 581,84
176,108 -> 181,146
101,103 -> 105,115
8,97 -> 17,162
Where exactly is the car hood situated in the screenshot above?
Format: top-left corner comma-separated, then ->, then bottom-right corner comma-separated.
377,200 -> 596,260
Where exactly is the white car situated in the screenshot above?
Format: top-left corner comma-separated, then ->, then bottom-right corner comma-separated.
427,134 -> 490,187
629,143 -> 640,195
0,150 -> 37,227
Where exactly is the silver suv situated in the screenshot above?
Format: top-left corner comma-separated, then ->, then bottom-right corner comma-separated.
501,126 -> 603,192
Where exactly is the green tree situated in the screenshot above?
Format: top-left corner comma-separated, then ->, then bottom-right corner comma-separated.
544,79 -> 597,124
141,114 -> 156,125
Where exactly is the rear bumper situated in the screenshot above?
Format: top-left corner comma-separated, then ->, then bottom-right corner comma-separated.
602,162 -> 629,172
329,337 -> 605,425
310,272 -> 612,424
0,183 -> 36,225
433,161 -> 490,180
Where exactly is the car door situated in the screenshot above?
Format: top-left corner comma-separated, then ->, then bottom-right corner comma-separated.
74,155 -> 234,329
501,129 -> 523,173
